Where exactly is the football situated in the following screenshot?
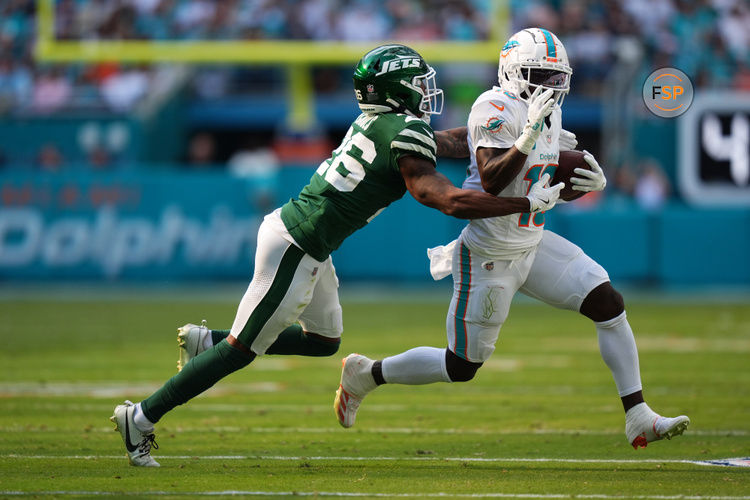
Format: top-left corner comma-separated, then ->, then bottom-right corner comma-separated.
552,150 -> 591,201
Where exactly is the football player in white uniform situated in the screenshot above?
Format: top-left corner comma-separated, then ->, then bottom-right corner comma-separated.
335,28 -> 690,450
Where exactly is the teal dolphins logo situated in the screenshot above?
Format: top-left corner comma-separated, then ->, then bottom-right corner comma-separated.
501,40 -> 520,57
482,116 -> 505,132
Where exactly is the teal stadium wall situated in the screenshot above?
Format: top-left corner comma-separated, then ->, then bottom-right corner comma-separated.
1,163 -> 748,287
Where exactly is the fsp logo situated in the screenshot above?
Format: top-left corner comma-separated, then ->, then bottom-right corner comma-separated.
652,78 -> 683,101
375,58 -> 421,75
642,67 -> 694,118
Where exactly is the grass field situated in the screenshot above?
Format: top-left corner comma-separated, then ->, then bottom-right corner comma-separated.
1,288 -> 749,498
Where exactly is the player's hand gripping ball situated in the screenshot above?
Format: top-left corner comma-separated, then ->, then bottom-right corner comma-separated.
552,150 -> 588,201
552,150 -> 606,201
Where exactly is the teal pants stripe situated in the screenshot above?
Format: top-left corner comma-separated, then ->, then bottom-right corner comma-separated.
236,243 -> 305,352
454,243 -> 471,359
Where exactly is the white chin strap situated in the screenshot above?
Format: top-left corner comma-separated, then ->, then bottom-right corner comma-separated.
403,107 -> 430,125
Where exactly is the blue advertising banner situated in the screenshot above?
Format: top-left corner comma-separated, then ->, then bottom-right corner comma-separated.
0,171 -> 274,280
2,168 -> 749,286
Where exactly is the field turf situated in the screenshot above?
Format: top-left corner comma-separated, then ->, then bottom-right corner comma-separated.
1,288 -> 749,498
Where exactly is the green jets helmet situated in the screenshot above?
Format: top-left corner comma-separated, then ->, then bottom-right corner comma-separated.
353,44 -> 443,120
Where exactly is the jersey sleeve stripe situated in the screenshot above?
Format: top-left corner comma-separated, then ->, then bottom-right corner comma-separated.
391,141 -> 436,161
396,129 -> 437,150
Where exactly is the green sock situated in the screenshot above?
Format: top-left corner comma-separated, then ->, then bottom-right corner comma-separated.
209,325 -> 339,356
266,324 -> 340,356
141,339 -> 254,423
211,329 -> 230,345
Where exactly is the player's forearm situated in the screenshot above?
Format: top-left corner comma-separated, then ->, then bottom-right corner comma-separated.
442,189 -> 531,219
407,171 -> 531,218
403,156 -> 530,217
477,146 -> 527,195
435,127 -> 469,158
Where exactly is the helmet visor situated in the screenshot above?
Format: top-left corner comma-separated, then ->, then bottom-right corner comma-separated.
526,68 -> 570,90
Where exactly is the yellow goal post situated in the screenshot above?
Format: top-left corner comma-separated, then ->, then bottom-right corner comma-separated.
35,0 -> 508,129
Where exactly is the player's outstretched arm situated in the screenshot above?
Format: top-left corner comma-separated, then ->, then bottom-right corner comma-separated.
435,127 -> 469,158
399,155 -> 556,219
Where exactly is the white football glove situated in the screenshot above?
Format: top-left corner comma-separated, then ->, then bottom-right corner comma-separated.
514,86 -> 555,155
571,150 -> 607,192
559,129 -> 578,151
526,173 -> 564,213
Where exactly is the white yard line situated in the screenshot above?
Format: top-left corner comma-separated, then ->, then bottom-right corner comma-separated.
0,381 -> 282,397
0,454 -> 744,466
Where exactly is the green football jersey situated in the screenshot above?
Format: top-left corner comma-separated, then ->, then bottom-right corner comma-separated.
280,112 -> 437,262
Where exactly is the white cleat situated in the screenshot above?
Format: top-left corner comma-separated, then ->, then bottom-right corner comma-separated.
177,319 -> 210,372
625,402 -> 690,449
110,400 -> 160,467
334,353 -> 377,428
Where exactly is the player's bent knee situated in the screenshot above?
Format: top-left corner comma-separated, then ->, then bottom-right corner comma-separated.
445,349 -> 483,382
314,340 -> 340,356
580,282 -> 625,322
304,331 -> 341,356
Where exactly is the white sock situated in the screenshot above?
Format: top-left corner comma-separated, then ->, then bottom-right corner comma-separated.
626,401 -> 656,420
133,402 -> 155,432
596,311 -> 642,396
381,347 -> 451,385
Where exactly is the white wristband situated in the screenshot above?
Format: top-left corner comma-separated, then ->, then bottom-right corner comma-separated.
514,129 -> 537,156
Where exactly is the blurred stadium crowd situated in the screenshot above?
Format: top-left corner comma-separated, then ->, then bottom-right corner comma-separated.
0,0 -> 748,199
515,0 -> 750,92
52,0 -> 488,41
2,0 -> 748,112
0,0 -> 492,115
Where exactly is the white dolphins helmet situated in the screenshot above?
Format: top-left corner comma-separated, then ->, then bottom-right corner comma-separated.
498,28 -> 572,106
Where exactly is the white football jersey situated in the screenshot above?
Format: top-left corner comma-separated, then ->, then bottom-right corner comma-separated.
460,86 -> 562,260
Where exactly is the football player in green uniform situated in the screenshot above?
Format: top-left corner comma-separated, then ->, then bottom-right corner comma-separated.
111,44 -> 563,467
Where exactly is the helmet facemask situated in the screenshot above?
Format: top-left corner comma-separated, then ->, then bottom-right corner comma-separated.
524,67 -> 570,106
401,66 -> 444,123
504,63 -> 571,107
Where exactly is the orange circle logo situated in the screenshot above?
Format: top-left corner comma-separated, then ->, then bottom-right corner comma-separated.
642,68 -> 693,118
